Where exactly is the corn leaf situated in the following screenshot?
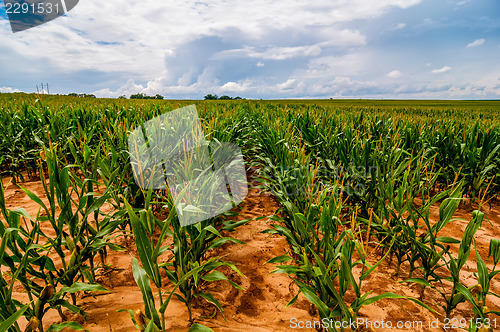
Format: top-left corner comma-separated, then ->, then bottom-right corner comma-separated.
0,303 -> 29,332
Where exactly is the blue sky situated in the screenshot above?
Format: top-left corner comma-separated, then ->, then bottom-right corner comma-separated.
1,0 -> 499,99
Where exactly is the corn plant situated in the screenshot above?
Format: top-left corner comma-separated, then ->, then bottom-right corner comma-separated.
462,239 -> 500,331
0,203 -> 35,332
124,193 -> 245,331
267,227 -> 436,331
0,178 -> 106,332
399,183 -> 463,299
404,210 -> 486,319
261,166 -> 436,330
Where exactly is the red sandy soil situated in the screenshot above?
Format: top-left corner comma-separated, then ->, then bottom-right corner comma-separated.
1,172 -> 499,332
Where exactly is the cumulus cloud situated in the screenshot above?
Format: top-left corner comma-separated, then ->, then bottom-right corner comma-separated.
93,79 -> 145,98
0,86 -> 21,93
276,79 -> 301,91
431,66 -> 451,74
214,44 -> 324,61
250,45 -> 323,60
467,39 -> 485,48
219,81 -> 251,93
386,70 -> 402,78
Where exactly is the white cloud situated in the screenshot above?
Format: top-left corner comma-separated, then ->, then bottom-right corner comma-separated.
431,66 -> 451,74
219,81 -> 251,93
0,86 -> 21,93
248,45 -> 323,60
256,61 -> 264,67
455,0 -> 471,7
386,70 -> 402,78
0,0 -> 415,77
467,38 -> 485,48
315,28 -> 367,46
213,30 -> 366,62
388,22 -> 406,30
305,53 -> 368,77
276,79 -> 301,91
93,79 -> 145,98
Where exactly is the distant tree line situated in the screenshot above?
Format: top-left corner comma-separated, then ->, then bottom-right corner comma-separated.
68,93 -> 96,98
129,93 -> 164,100
204,94 -> 244,100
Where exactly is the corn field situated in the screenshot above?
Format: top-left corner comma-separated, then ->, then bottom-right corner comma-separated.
0,93 -> 499,331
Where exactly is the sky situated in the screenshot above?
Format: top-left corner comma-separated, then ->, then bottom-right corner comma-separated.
0,0 -> 499,99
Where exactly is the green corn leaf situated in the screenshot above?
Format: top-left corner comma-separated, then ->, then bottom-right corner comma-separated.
182,205 -> 206,214
206,237 -> 245,251
488,239 -> 500,265
455,283 -> 480,311
266,224 -> 300,248
271,265 -> 301,274
151,207 -> 176,264
52,299 -> 86,316
82,192 -> 109,220
363,292 -> 438,314
60,282 -> 108,294
46,322 -> 89,332
202,271 -> 228,282
106,242 -> 127,252
144,319 -> 160,332
202,225 -> 223,238
295,280 -> 330,319
159,258 -> 207,314
188,324 -> 214,332
265,255 -> 292,264
0,303 -> 29,332
228,280 -> 245,291
19,186 -> 50,218
223,218 -> 251,231
0,178 -> 7,220
400,278 -> 432,287
9,208 -> 32,221
267,215 -> 282,222
0,228 -> 17,266
95,218 -> 125,238
435,192 -> 461,234
125,200 -> 161,288
488,270 -> 500,280
216,261 -> 245,277
436,236 -> 460,244
131,257 -> 161,327
457,211 -> 484,269
285,293 -> 299,308
475,241 -> 489,294
195,291 -> 224,317
483,143 -> 500,166
485,310 -> 500,316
